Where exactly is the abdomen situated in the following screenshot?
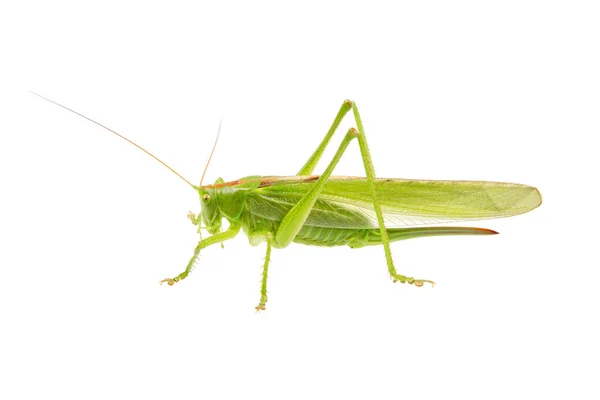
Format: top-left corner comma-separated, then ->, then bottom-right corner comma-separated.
242,209 -> 369,248
294,225 -> 370,247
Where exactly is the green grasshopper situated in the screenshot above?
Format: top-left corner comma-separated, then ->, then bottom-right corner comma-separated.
33,94 -> 542,310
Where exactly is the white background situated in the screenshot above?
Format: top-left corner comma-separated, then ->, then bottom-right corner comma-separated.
1,1 -> 598,399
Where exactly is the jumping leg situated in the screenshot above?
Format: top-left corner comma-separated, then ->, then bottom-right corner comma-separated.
276,100 -> 433,287
297,100 -> 353,175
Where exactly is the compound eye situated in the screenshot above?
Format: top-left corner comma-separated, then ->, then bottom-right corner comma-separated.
202,193 -> 211,203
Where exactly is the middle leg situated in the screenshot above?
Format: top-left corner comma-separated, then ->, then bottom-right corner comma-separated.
255,235 -> 272,312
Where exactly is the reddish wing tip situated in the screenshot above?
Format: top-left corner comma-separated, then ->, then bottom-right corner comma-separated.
476,228 -> 499,235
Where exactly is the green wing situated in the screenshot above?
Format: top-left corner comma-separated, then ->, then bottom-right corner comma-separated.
245,176 -> 542,229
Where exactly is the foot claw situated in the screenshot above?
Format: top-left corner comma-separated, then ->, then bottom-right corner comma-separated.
414,279 -> 435,288
391,275 -> 435,287
160,277 -> 180,286
255,303 -> 266,312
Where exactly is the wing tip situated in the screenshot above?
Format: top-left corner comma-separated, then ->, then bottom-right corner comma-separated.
533,187 -> 543,208
476,227 -> 499,235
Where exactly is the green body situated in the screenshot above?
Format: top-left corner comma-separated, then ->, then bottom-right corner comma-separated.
33,93 -> 542,311
200,175 -> 540,249
191,97 -> 541,311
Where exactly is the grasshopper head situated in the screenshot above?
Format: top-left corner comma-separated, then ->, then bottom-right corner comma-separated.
199,182 -> 222,234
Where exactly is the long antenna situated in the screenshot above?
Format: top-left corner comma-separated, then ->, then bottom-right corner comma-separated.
30,91 -> 196,189
199,118 -> 221,187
